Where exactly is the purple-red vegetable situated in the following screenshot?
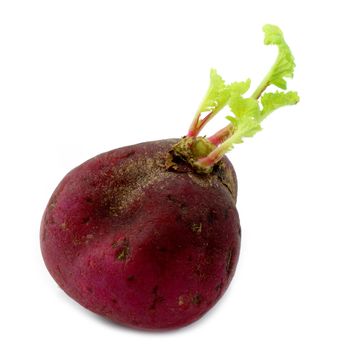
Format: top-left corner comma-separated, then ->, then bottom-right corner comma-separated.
40,25 -> 298,330
41,140 -> 240,329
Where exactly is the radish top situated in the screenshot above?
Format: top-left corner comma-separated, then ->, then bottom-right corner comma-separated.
171,24 -> 299,173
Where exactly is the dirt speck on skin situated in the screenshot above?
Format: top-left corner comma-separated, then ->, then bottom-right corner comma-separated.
192,293 -> 202,305
72,237 -> 83,246
48,197 -> 57,211
117,249 -> 128,260
191,223 -> 202,233
149,285 -> 164,310
215,281 -> 224,294
127,275 -> 135,282
178,295 -> 185,306
166,194 -> 188,215
112,238 -> 130,261
178,292 -> 203,307
60,222 -> 67,230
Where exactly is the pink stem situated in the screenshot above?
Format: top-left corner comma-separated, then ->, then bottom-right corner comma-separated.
195,149 -> 222,169
207,123 -> 234,146
187,111 -> 214,137
187,113 -> 201,137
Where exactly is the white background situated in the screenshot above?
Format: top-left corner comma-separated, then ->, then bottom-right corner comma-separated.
1,0 -> 349,349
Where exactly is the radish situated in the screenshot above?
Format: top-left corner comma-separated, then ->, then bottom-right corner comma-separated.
40,24 -> 298,330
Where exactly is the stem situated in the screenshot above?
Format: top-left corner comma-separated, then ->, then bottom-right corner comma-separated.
194,147 -> 224,170
207,124 -> 234,146
188,113 -> 201,137
195,132 -> 240,169
187,111 -> 214,137
251,76 -> 270,100
251,52 -> 281,99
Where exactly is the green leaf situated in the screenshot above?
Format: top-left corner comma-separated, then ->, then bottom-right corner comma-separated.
251,25 -> 296,99
225,94 -> 262,144
226,116 -> 262,142
262,24 -> 296,90
196,69 -> 231,115
229,79 -> 251,96
260,91 -> 300,120
229,95 -> 260,120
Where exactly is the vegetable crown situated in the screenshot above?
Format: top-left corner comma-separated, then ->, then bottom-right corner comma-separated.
183,24 -> 299,171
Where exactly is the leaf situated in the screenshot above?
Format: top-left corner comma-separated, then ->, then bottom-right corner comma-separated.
225,94 -> 262,144
262,24 -> 296,90
196,69 -> 232,115
229,95 -> 260,120
229,79 -> 251,96
260,91 -> 300,120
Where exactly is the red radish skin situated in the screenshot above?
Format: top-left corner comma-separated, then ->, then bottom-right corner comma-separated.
40,139 -> 241,330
